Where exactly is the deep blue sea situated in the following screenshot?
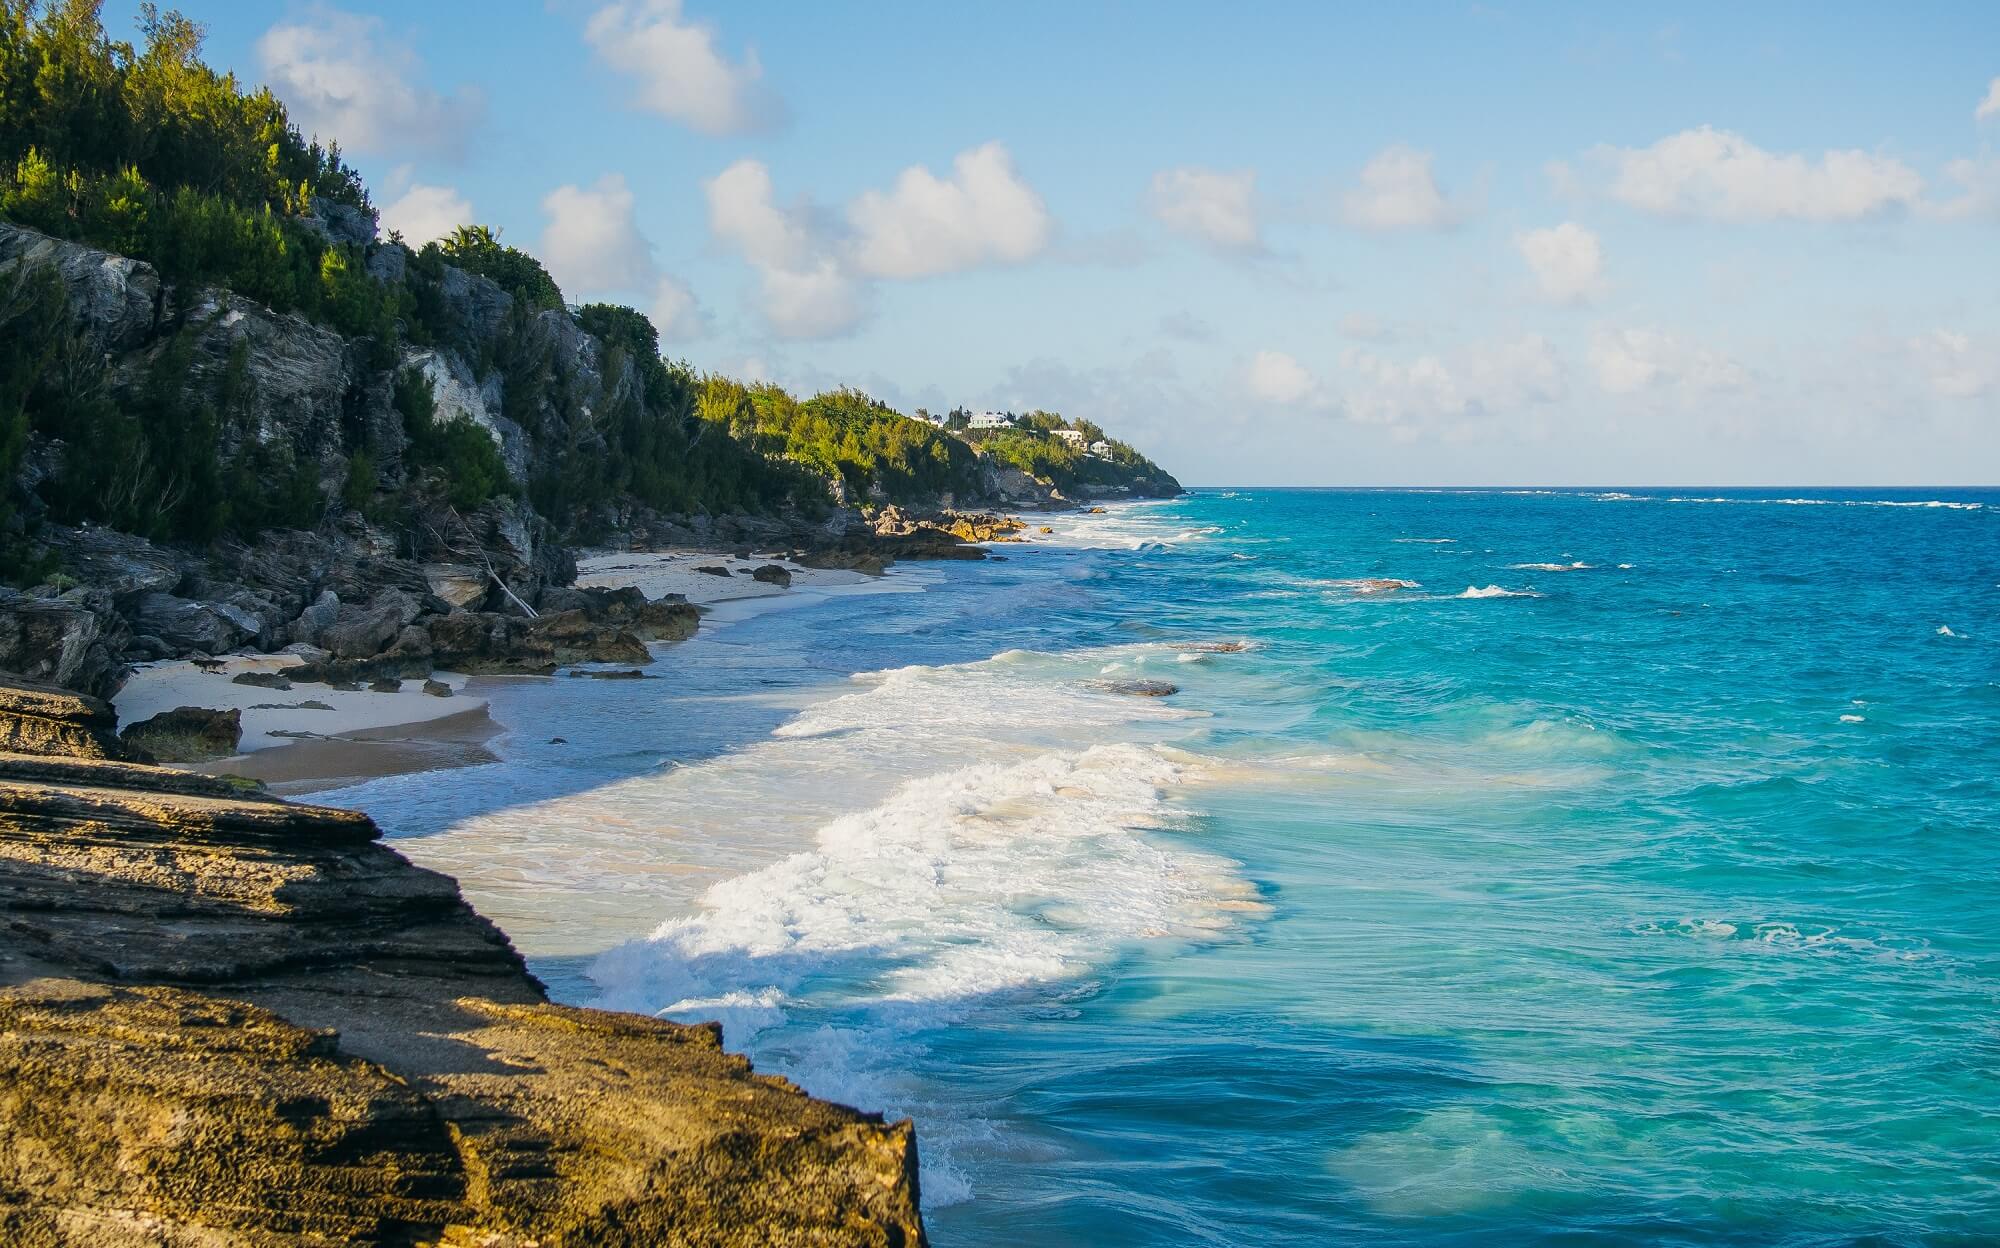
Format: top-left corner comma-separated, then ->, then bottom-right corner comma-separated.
328,487 -> 2000,1246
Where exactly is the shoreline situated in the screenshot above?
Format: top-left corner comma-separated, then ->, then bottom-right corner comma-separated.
116,549 -> 924,793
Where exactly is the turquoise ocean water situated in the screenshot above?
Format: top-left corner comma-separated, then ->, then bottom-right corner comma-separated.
334,488 -> 2000,1245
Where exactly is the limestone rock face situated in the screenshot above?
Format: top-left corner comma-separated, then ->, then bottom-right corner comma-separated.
0,686 -> 927,1246
0,221 -> 159,352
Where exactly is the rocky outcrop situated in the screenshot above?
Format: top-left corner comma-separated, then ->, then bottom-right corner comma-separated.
0,685 -> 927,1245
0,678 -> 123,759
0,221 -> 159,352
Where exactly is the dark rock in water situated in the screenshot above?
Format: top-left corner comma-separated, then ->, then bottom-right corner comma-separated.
694,564 -> 732,577
421,679 -> 453,698
119,705 -> 242,761
369,676 -> 402,693
0,677 -> 124,759
549,736 -> 567,744
0,681 -> 926,1245
1172,640 -> 1249,653
752,563 -> 793,587
231,670 -> 293,690
569,668 -> 649,680
1096,679 -> 1179,697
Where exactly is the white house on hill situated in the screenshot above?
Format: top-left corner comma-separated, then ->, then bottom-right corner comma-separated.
1089,440 -> 1112,456
969,411 -> 1013,429
1053,428 -> 1086,447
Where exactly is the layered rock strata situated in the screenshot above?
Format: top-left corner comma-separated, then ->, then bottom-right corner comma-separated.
0,688 -> 925,1246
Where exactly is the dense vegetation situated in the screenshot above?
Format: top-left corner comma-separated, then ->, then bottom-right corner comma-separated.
0,1 -> 1175,578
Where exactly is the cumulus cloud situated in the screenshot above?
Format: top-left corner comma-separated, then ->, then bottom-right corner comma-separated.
847,142 -> 1052,278
1340,146 -> 1465,230
1579,126 -> 1922,222
706,144 -> 1053,337
585,0 -> 780,135
539,174 -> 706,340
1589,328 -> 1749,395
256,8 -> 482,159
1908,329 -> 1996,398
705,160 -> 862,338
379,183 -> 471,245
1337,336 -> 1567,429
1514,222 -> 1606,302
1146,167 -> 1261,251
540,175 -> 655,293
1246,350 -> 1316,405
1932,156 -> 2000,221
1979,77 -> 2000,123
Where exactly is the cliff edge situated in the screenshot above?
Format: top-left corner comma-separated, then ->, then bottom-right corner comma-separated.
0,678 -> 926,1246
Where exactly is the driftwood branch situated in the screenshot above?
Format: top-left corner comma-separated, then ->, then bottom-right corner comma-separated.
419,506 -> 539,619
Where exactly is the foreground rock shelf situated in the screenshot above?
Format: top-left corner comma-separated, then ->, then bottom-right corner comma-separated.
0,681 -> 925,1246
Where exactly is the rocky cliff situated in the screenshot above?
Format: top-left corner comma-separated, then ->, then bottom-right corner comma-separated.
0,680 -> 926,1245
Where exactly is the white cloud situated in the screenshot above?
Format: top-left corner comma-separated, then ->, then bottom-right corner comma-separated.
585,0 -> 779,136
847,142 -> 1051,279
1978,77 -> 2000,123
648,275 -> 705,341
1584,126 -> 1921,222
379,183 -> 470,245
1338,336 -> 1567,429
1246,350 -> 1316,405
538,174 -> 707,340
705,145 -> 1054,337
1932,157 -> 2000,221
256,8 -> 482,158
1908,329 -> 1996,398
1146,167 -> 1261,251
1514,222 -> 1606,302
1340,146 -> 1464,230
540,175 -> 654,294
1589,328 -> 1749,395
705,159 -> 862,338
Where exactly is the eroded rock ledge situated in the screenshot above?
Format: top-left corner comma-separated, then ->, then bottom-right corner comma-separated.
0,683 -> 925,1246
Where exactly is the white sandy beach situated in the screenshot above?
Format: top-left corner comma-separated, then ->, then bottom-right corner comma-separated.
113,652 -> 484,754
574,550 -> 870,603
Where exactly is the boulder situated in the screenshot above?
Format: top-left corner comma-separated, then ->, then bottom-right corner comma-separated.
694,564 -> 732,577
119,705 -> 242,762
368,677 -> 401,693
0,590 -> 126,696
317,590 -> 421,662
131,592 -> 256,656
751,563 -> 793,587
289,588 -> 340,645
230,671 -> 293,691
421,679 -> 452,698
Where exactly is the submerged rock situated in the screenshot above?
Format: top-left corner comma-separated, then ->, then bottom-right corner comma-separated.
1095,679 -> 1180,697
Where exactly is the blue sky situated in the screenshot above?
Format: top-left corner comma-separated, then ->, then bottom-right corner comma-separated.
115,2 -> 2000,485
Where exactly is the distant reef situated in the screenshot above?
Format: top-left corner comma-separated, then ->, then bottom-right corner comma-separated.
0,676 -> 927,1245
